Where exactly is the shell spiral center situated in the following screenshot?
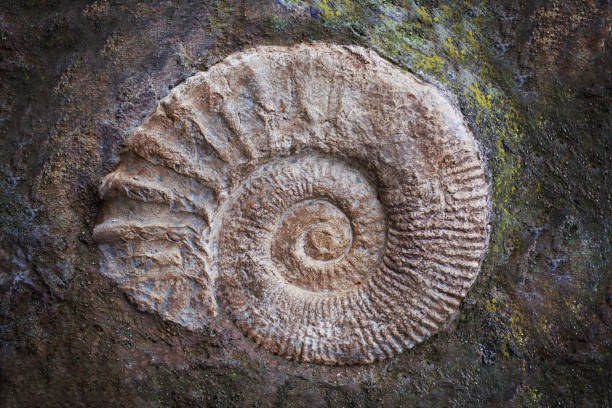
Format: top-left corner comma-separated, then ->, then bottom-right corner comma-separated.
281,199 -> 352,260
219,155 -> 387,293
300,201 -> 352,262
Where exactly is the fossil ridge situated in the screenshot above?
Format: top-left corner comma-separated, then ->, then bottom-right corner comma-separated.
93,43 -> 490,365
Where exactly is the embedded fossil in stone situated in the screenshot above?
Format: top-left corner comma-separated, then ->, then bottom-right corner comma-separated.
93,43 -> 490,365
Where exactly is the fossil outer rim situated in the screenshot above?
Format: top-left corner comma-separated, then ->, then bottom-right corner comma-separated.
93,42 -> 490,365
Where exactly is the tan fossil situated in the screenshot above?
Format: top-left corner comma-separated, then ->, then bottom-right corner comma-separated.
93,43 -> 490,365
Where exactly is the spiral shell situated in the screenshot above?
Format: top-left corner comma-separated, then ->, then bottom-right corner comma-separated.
93,43 -> 489,365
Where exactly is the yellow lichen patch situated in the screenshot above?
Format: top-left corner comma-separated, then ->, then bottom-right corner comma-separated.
516,384 -> 544,407
462,77 -> 527,251
505,108 -> 523,142
312,0 -> 361,24
440,4 -> 453,18
468,81 -> 493,111
317,0 -> 336,20
416,6 -> 433,25
466,29 -> 477,49
444,37 -> 465,61
413,52 -> 446,78
564,299 -> 585,317
486,295 -> 531,359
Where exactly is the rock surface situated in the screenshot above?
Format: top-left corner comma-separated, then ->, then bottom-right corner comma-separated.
0,0 -> 610,406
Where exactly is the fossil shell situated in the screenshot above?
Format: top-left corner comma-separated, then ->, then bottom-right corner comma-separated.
93,43 -> 489,365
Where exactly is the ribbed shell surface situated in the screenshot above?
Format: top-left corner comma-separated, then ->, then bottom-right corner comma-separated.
93,43 -> 489,365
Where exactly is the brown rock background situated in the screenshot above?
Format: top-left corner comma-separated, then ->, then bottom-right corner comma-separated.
0,0 -> 610,406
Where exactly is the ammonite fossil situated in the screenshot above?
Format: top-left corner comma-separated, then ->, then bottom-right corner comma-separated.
93,43 -> 489,365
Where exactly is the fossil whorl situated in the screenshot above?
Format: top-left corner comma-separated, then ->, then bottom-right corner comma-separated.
93,43 -> 489,365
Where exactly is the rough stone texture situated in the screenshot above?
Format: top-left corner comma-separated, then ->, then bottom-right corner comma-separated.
94,44 -> 489,365
0,0 -> 610,406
